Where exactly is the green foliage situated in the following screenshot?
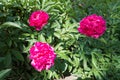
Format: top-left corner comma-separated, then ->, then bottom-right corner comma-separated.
0,69 -> 11,80
0,0 -> 120,80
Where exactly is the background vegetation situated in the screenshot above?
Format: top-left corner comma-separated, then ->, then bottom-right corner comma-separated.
0,0 -> 120,80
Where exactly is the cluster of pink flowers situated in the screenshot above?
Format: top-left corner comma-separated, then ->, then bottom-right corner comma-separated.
29,42 -> 56,72
28,11 -> 106,38
28,10 -> 107,72
29,10 -> 49,31
78,14 -> 106,39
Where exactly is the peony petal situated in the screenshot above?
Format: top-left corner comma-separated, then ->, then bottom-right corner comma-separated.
29,42 -> 56,72
78,14 -> 106,39
28,10 -> 49,31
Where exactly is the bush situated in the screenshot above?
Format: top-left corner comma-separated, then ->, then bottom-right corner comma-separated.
0,0 -> 120,80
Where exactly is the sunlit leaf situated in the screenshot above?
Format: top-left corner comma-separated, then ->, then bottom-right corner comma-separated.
0,69 -> 11,79
38,34 -> 46,42
1,22 -> 22,29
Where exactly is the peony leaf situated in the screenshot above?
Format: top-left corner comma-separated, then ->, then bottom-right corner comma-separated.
57,51 -> 70,61
47,70 -> 53,79
11,50 -> 24,61
0,57 -> 4,63
38,34 -> 46,42
54,32 -> 61,39
92,53 -> 98,69
0,69 -> 11,79
1,22 -> 22,29
99,37 -> 107,44
4,53 -> 12,67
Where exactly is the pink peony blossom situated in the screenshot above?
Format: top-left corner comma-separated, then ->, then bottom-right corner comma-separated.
29,10 -> 49,31
78,14 -> 106,39
29,42 -> 56,72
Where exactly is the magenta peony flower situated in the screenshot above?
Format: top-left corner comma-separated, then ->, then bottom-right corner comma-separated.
78,14 -> 106,39
29,42 -> 56,72
29,10 -> 49,31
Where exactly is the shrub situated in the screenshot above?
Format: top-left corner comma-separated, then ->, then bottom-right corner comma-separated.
0,0 -> 120,80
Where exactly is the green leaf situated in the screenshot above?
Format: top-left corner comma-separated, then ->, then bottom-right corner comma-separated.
53,72 -> 59,79
54,43 -> 63,50
4,53 -> 12,67
62,63 -> 68,73
93,69 -> 102,80
54,32 -> 61,39
92,53 -> 98,68
7,40 -> 12,47
0,57 -> 4,63
43,2 -> 55,11
73,57 -> 80,67
38,34 -> 46,42
68,65 -> 73,72
41,0 -> 46,9
46,35 -> 52,43
57,51 -> 70,61
1,22 -> 22,29
12,50 -> 24,61
0,69 -> 11,79
47,70 -> 52,79
99,38 -> 107,44
83,57 -> 90,71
